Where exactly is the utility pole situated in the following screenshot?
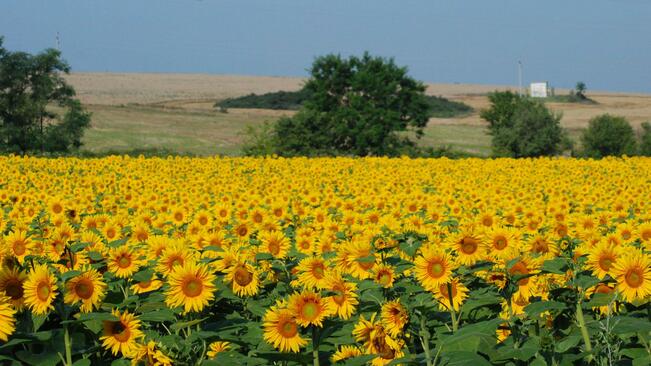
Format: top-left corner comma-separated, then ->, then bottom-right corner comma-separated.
517,60 -> 523,96
56,32 -> 61,51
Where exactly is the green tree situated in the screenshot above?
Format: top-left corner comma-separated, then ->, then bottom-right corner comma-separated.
581,114 -> 637,158
480,91 -> 565,157
273,52 -> 431,156
0,37 -> 90,154
575,81 -> 587,99
640,122 -> 651,156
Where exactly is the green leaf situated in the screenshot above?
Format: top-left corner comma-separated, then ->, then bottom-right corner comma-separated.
64,312 -> 119,324
443,351 -> 491,366
611,316 -> 651,335
541,257 -> 569,274
555,334 -> 582,353
87,251 -> 104,261
170,317 -> 206,331
255,252 -> 273,261
110,360 -> 131,366
342,354 -> 377,366
583,292 -> 616,309
31,313 -> 47,332
139,309 -> 176,322
60,270 -> 82,282
72,359 -> 91,366
524,300 -> 566,318
132,268 -> 154,282
15,350 -> 59,366
574,273 -> 600,290
621,348 -> 648,360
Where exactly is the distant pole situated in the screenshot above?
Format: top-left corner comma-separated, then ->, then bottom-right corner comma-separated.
518,60 -> 523,96
56,32 -> 61,51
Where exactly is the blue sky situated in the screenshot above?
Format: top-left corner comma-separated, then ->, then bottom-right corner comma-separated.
2,0 -> 650,92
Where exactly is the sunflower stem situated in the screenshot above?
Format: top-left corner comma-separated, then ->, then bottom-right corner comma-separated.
63,323 -> 73,366
312,326 -> 320,366
576,300 -> 592,354
419,316 -> 433,366
447,283 -> 458,332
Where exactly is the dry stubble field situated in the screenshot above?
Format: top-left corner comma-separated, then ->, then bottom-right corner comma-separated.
65,73 -> 651,156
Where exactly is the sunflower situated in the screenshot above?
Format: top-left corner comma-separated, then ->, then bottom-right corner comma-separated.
259,230 -> 290,259
64,268 -> 106,313
156,243 -> 196,277
586,241 -> 622,280
587,283 -> 618,315
131,341 -> 173,366
483,226 -> 520,259
526,234 -> 558,259
446,230 -> 483,266
23,264 -> 58,315
414,245 -> 452,292
0,267 -> 27,310
206,341 -> 231,358
100,309 -> 144,357
0,296 -> 16,341
325,272 -> 359,320
107,246 -> 141,279
295,257 -> 330,289
130,275 -> 163,294
611,250 -> 651,303
373,263 -> 396,288
507,257 -> 537,298
380,300 -> 409,337
353,313 -> 378,344
224,261 -> 260,297
331,345 -> 362,363
165,261 -> 216,313
4,230 -> 31,264
287,290 -> 332,327
434,279 -> 468,311
263,304 -> 307,353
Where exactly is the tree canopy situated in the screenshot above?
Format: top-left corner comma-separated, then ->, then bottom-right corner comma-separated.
273,52 -> 431,156
0,37 -> 90,154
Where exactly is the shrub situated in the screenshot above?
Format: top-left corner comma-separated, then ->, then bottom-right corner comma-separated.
481,91 -> 565,157
639,122 -> 651,156
581,114 -> 637,158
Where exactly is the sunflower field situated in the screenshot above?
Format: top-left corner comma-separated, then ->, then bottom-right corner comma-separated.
0,156 -> 649,366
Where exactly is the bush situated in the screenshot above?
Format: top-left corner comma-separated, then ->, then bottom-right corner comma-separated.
581,114 -> 637,158
481,91 -> 565,157
639,122 -> 651,156
240,121 -> 278,156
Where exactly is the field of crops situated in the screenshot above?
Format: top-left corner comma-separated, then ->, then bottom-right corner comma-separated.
0,156 -> 650,366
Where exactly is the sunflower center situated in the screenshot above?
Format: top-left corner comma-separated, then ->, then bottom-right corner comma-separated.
199,217 -> 208,225
111,322 -> 131,342
253,213 -> 263,223
13,240 -> 26,256
234,267 -> 253,287
625,269 -> 643,288
37,282 -> 51,301
438,283 -> 458,298
621,231 -> 631,240
594,284 -> 614,294
5,279 -> 24,300
429,261 -> 444,278
182,278 -> 203,297
278,318 -> 298,338
494,236 -> 507,250
301,302 -> 319,321
642,230 -> 651,241
75,279 -> 95,300
170,256 -> 184,268
138,280 -> 152,288
117,255 -> 132,269
268,241 -> 280,255
174,212 -> 184,222
312,264 -> 325,279
52,203 -> 63,214
482,217 -> 493,227
599,256 -> 614,271
378,272 -> 392,286
532,239 -> 549,253
460,237 -> 478,254
237,226 -> 248,237
106,228 -> 116,239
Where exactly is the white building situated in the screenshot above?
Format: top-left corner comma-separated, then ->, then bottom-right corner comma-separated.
530,82 -> 551,98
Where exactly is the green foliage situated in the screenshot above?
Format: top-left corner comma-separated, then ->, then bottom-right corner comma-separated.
216,88 -> 472,118
239,121 -> 278,156
575,81 -> 587,99
581,114 -> 637,158
272,52 -> 432,156
0,36 -> 90,154
481,91 -> 565,157
639,122 -> 651,156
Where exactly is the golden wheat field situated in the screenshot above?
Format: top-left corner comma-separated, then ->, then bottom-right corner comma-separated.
0,156 -> 650,365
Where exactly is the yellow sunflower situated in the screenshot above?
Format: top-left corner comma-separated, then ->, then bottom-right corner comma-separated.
107,246 -> 142,279
206,341 -> 231,358
446,230 -> 483,266
224,262 -> 260,297
586,241 -> 622,280
0,267 -> 27,310
434,279 -> 468,311
130,276 -> 163,294
325,272 -> 358,320
331,345 -> 362,363
259,230 -> 290,259
156,243 -> 196,277
4,230 -> 31,264
414,245 -> 452,292
23,264 -> 58,315
0,295 -> 16,341
287,290 -> 332,327
380,300 -> 409,337
131,341 -> 173,366
64,268 -> 106,313
372,263 -> 396,289
483,226 -> 520,259
296,257 -> 330,289
100,309 -> 144,357
263,304 -> 307,353
165,261 -> 216,313
611,250 -> 651,303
